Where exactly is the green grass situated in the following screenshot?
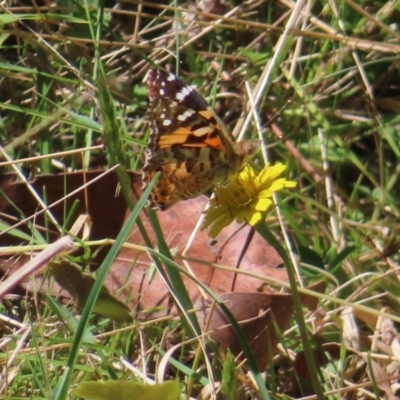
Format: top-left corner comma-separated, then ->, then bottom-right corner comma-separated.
1,0 -> 400,399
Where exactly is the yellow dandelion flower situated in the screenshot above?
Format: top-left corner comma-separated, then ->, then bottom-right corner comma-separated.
201,164 -> 296,238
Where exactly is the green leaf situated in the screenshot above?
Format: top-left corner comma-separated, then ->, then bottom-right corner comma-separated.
74,380 -> 180,400
221,350 -> 237,400
238,47 -> 270,66
328,246 -> 356,272
297,245 -> 324,270
48,261 -> 132,323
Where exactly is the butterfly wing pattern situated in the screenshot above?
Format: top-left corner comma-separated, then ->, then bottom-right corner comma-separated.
142,68 -> 260,210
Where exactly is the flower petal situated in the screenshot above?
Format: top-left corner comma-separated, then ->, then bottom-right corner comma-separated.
208,213 -> 235,238
253,196 -> 273,211
247,210 -> 263,226
202,163 -> 296,237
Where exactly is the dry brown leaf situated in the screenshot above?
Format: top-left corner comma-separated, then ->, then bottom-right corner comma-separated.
0,170 -> 131,266
0,171 -> 289,319
110,195 -> 288,316
368,359 -> 397,400
195,284 -> 325,371
196,291 -> 293,370
292,343 -> 341,397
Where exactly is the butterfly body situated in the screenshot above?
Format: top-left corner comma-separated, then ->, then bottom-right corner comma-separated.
143,68 -> 259,210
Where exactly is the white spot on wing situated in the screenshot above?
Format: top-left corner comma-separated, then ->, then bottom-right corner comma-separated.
176,87 -> 192,101
159,89 -> 165,95
184,109 -> 195,117
177,109 -> 195,121
167,73 -> 176,81
163,119 -> 172,126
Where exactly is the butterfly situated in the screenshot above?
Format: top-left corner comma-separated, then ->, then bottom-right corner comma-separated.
142,68 -> 260,210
